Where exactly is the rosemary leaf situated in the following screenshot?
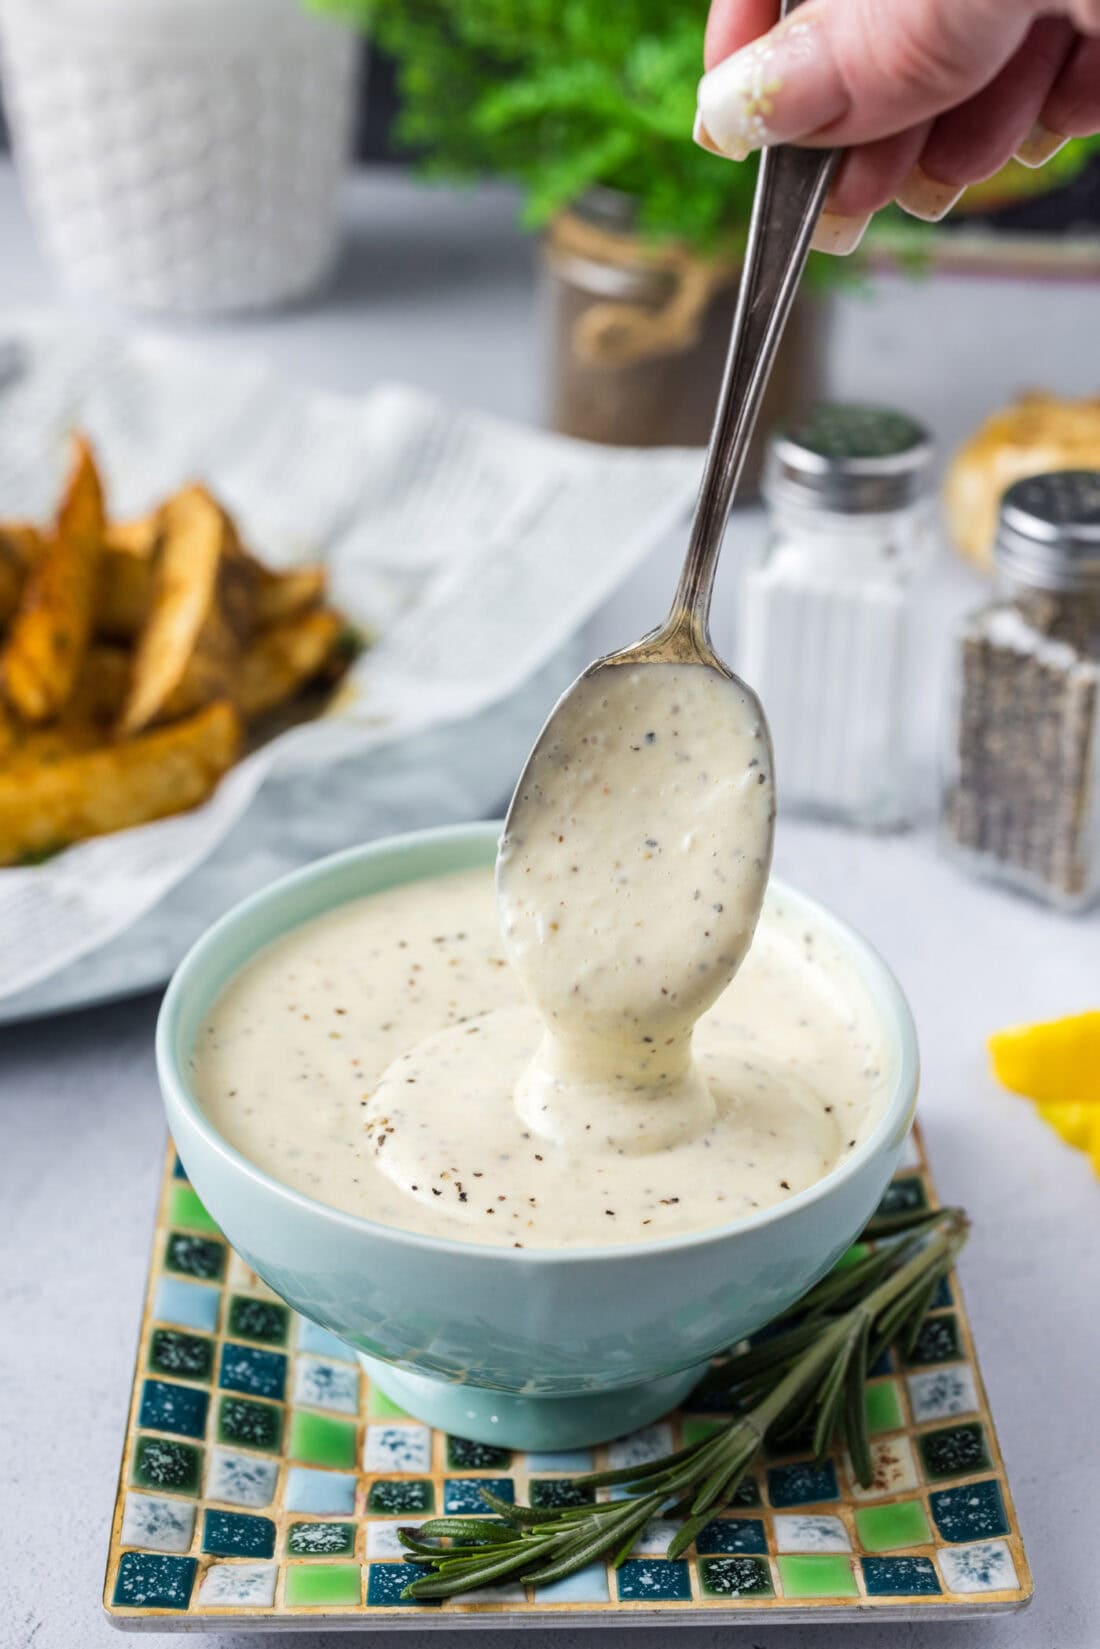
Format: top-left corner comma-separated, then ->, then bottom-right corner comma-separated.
398,1205 -> 970,1602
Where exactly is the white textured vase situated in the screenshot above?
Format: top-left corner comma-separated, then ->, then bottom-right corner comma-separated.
0,0 -> 358,314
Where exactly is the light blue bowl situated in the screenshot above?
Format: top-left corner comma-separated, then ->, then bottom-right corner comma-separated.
157,821 -> 918,1450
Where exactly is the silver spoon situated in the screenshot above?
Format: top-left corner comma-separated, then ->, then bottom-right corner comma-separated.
495,16 -> 840,1127
502,47 -> 839,835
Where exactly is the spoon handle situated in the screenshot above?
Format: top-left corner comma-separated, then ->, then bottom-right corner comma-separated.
670,16 -> 839,640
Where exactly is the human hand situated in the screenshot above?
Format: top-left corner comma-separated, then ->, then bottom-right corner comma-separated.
696,0 -> 1100,251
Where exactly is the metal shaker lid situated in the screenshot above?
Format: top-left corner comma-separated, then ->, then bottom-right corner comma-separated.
766,403 -> 933,514
996,470 -> 1100,592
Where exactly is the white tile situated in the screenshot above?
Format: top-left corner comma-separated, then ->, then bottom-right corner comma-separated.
846,1436 -> 919,1501
525,1448 -> 594,1474
633,1517 -> 681,1554
296,1317 -> 356,1361
367,1520 -> 425,1560
606,1423 -> 674,1472
897,1130 -> 922,1170
293,1356 -> 359,1414
773,1514 -> 851,1552
120,1493 -> 195,1553
197,1562 -> 277,1607
364,1423 -> 432,1473
446,1581 -> 528,1605
939,1540 -> 1019,1594
206,1449 -> 278,1509
284,1467 -> 357,1514
535,1563 -> 610,1604
907,1365 -> 980,1423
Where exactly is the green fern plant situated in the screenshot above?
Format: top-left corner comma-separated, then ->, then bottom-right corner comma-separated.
319,0 -> 1099,269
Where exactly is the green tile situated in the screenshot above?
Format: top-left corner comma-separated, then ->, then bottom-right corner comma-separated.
287,1521 -> 357,1557
446,1435 -> 511,1470
148,1329 -> 213,1382
698,1555 -> 773,1598
285,1563 -> 361,1606
904,1313 -> 963,1367
682,1417 -> 725,1447
131,1436 -> 202,1496
777,1554 -> 859,1598
529,1478 -> 594,1509
919,1422 -> 992,1481
227,1296 -> 289,1346
367,1387 -> 411,1421
864,1381 -> 904,1436
289,1410 -> 358,1469
367,1479 -> 433,1515
218,1395 -> 283,1452
164,1231 -> 225,1282
855,1499 -> 932,1553
168,1183 -> 221,1234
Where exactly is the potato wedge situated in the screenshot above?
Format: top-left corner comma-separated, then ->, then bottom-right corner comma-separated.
238,607 -> 346,720
252,563 -> 327,629
0,700 -> 241,865
120,486 -> 243,735
1,439 -> 104,720
0,522 -> 40,625
98,534 -> 158,640
105,515 -> 159,558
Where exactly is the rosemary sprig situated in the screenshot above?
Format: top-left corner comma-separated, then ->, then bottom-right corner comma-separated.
398,1205 -> 969,1599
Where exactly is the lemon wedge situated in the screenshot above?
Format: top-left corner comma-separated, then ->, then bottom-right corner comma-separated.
989,1012 -> 1100,1177
988,1011 -> 1100,1107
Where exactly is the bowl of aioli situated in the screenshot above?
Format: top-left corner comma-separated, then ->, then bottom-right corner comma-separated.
158,821 -> 918,1450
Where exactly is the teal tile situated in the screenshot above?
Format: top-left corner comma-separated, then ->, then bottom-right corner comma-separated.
138,1380 -> 208,1439
113,1553 -> 196,1610
617,1559 -> 691,1601
931,1480 -> 1009,1544
863,1556 -> 941,1596
219,1344 -> 287,1400
767,1461 -> 839,1507
444,1477 -> 514,1514
366,1563 -> 439,1607
202,1509 -> 275,1558
696,1517 -> 767,1554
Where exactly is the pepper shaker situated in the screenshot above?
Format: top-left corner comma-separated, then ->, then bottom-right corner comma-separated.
942,470 -> 1100,911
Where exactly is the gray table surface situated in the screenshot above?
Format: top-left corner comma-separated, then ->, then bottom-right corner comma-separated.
2,162 -> 1098,1649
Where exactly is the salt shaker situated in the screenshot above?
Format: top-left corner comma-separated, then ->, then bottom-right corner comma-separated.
735,404 -> 935,829
942,470 -> 1100,911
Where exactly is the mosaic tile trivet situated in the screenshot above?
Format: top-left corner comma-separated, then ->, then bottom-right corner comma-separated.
104,1130 -> 1032,1628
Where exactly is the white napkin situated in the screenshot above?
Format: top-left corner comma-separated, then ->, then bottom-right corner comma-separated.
0,325 -> 702,1004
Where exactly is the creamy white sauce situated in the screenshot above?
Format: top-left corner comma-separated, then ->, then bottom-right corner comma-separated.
196,669 -> 892,1248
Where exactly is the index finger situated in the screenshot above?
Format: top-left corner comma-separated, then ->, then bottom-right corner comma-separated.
705,0 -> 781,69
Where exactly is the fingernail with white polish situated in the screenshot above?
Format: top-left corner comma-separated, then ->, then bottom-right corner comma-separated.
896,166 -> 965,223
692,111 -> 726,158
695,12 -> 841,160
810,212 -> 871,256
1015,123 -> 1068,169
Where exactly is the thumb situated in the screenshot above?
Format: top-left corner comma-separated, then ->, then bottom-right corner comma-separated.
697,0 -> 1040,158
